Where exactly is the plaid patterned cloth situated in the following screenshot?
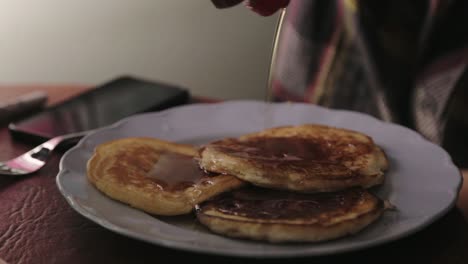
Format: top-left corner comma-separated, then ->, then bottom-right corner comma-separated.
270,0 -> 468,167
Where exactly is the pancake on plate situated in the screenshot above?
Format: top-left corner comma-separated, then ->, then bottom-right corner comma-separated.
87,137 -> 245,216
196,187 -> 385,243
199,124 -> 388,193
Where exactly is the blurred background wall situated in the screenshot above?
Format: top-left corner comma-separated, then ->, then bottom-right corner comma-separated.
0,0 -> 279,100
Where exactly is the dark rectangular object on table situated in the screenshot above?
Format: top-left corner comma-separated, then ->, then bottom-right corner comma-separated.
8,76 -> 190,145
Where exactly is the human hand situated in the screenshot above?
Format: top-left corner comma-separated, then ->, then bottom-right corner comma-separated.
211,0 -> 244,9
211,0 -> 290,16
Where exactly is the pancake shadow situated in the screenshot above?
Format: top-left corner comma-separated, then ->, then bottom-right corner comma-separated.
156,213 -> 208,232
371,153 -> 397,200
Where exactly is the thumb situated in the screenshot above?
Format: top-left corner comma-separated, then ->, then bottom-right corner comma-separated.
211,0 -> 244,8
245,0 -> 290,16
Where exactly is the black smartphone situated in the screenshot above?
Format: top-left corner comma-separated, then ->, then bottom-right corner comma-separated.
8,76 -> 190,144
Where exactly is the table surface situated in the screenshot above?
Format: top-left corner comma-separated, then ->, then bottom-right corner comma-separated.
1,85 -> 468,264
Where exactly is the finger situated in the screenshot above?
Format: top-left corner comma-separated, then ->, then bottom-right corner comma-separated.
245,0 -> 290,16
211,0 -> 244,9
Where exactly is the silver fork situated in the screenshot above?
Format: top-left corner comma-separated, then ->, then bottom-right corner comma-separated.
0,131 -> 89,176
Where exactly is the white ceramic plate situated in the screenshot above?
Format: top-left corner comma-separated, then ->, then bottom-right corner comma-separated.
57,101 -> 462,258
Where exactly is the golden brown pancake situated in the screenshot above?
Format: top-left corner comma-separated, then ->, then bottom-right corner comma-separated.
199,124 -> 388,193
197,187 -> 384,243
87,137 -> 245,216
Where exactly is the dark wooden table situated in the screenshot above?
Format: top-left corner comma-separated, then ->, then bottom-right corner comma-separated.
1,86 -> 467,264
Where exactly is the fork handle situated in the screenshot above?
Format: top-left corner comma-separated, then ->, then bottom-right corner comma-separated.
28,131 -> 89,161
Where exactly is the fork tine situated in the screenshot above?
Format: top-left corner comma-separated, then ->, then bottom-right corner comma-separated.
0,131 -> 89,176
0,162 -> 27,175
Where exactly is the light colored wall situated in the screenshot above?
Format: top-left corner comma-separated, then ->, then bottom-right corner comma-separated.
0,0 -> 279,100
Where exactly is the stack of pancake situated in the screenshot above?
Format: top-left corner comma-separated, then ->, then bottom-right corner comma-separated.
87,124 -> 389,243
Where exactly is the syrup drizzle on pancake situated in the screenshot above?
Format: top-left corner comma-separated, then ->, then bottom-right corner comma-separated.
205,187 -> 369,221
147,152 -> 214,191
